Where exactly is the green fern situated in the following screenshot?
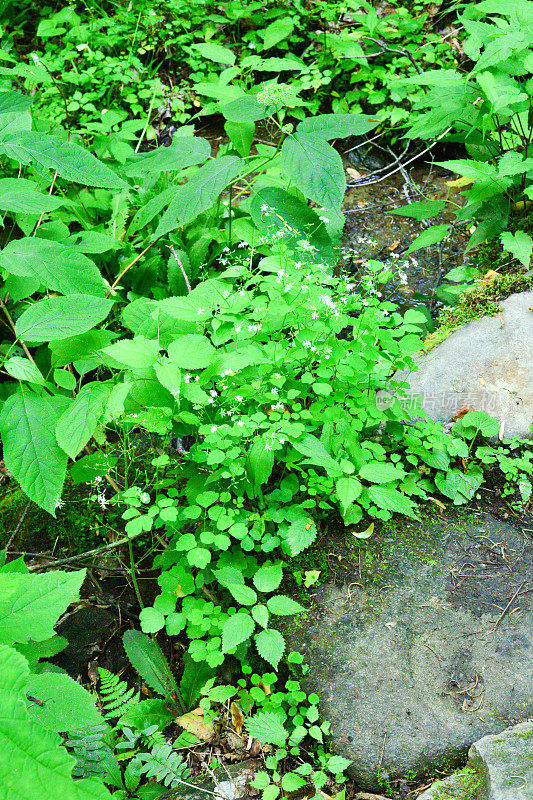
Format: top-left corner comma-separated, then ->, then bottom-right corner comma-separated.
136,743 -> 190,788
66,725 -> 115,780
98,667 -> 139,719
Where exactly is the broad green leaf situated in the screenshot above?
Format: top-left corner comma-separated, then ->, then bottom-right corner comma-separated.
266,595 -> 304,615
255,628 -> 285,669
284,517 -> 318,557
368,485 -> 418,519
249,187 -> 336,266
53,368 -> 76,390
0,390 -> 68,515
498,151 -> 533,176
167,334 -> 215,370
124,135 -> 211,177
155,156 -> 243,237
358,462 -> 404,483
221,96 -> 266,123
55,383 -> 112,460
253,563 -> 283,593
281,133 -> 345,209
101,336 -> 159,370
226,583 -> 257,606
405,224 -> 449,254
454,410 -> 500,438
179,654 -> 215,708
15,294 -> 114,343
66,231 -> 121,253
70,452 -> 118,484
2,131 -> 128,188
389,200 -> 446,220
0,178 -> 64,213
221,612 -> 255,653
25,672 -> 103,731
335,476 -> 362,514
123,630 -> 178,696
127,185 -> 180,234
500,230 -> 532,268
281,774 -> 307,792
435,468 -> 483,504
261,17 -> 294,50
0,569 -> 85,645
251,604 -> 269,628
327,755 -> 353,774
155,359 -> 181,396
0,238 -> 106,296
191,42 -> 236,65
436,159 -> 497,179
246,711 -> 287,746
291,434 -> 343,475
224,120 -> 254,156
297,113 -> 379,140
139,606 -> 166,633
4,357 -> 44,384
248,438 -> 274,488
0,646 -> 112,800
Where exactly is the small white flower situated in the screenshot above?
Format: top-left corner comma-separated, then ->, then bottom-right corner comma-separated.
140,492 -> 150,503
97,493 -> 108,510
237,419 -> 245,427
264,443 -> 272,452
222,290 -> 230,299
238,241 -> 248,248
382,309 -> 390,317
300,240 -> 313,251
211,425 -> 218,433
223,246 -> 230,253
279,436 -> 286,444
210,390 -> 218,397
235,323 -> 242,333
271,387 -> 279,395
274,373 -> 282,380
302,340 -> 311,348
197,307 -> 205,315
94,476 -> 103,484
260,203 -> 269,213
55,497 -> 65,509
184,373 -> 192,383
235,395 -> 243,402
219,258 -> 228,266
294,261 -> 302,268
312,311 -> 319,319
319,215 -> 330,223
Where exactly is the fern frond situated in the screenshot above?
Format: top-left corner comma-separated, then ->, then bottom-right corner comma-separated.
98,667 -> 139,719
137,743 -> 190,788
66,724 -> 115,779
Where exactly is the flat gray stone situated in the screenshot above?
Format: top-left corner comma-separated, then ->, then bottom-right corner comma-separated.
285,512 -> 533,790
415,767 -> 482,799
391,291 -> 533,439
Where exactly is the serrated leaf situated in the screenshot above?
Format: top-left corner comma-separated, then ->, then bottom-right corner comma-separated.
359,462 -> 404,483
297,113 -> 379,140
167,334 -> 215,370
389,200 -> 445,220
500,230 -> 532,268
2,131 -> 127,188
122,630 -> 178,696
0,390 -> 68,514
406,224 -> 449,254
253,563 -> 283,593
435,468 -> 483,504
0,178 -> 64,213
281,133 -> 345,209
4,357 -> 44,384
55,383 -> 112,460
335,476 -> 362,514
251,604 -> 269,628
139,606 -> 166,633
125,135 -> 211,177
224,120 -> 254,156
191,42 -> 236,65
101,336 -> 159,370
226,583 -> 257,606
261,17 -> 294,49
284,517 -> 317,557
266,595 -> 304,616
368,485 -> 418,519
0,238 -> 106,296
25,672 -> 103,731
327,755 -> 353,774
0,569 -> 85,645
221,613 -> 255,653
180,654 -> 215,708
255,628 -> 285,669
155,156 -> 243,237
15,294 -> 114,343
291,434 -> 343,475
246,711 -> 287,746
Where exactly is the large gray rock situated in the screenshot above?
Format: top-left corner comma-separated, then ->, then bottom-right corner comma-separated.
286,512 -> 533,790
392,291 -> 533,439
417,721 -> 533,799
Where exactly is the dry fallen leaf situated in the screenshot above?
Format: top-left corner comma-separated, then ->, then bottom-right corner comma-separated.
388,240 -> 400,251
176,710 -> 214,742
482,270 -> 499,281
230,701 -> 244,734
451,406 -> 474,421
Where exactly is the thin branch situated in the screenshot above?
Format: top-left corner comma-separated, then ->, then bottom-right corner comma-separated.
167,245 -> 192,292
5,500 -> 32,551
107,236 -> 163,297
24,528 -> 147,571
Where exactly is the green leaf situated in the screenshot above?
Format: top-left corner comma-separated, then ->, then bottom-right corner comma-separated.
0,390 -> 68,515
297,113 -> 379,140
101,336 -> 159,370
435,468 -> 483,504
368,485 -> 418,519
221,96 -> 266,123
266,595 -> 304,616
261,17 -> 294,50
292,434 -> 343,475
55,383 -> 112,460
248,438 -> 274,488
284,517 -> 318,557
281,773 -> 307,792
246,711 -> 287,746
253,563 -> 283,593
455,410 -> 500,438
389,200 -> 446,220
15,294 -> 114,343
500,230 -> 532,268
139,606 -> 166,633
0,238 -> 106,296
327,755 -> 353,774
281,133 -> 345,209
255,629 -> 285,669
155,359 -> 181,396
0,644 -> 112,800
226,583 -> 258,606
25,672 -> 103,731
167,334 -> 215,370
4,357 -> 44,384
53,368 -> 76,391
155,156 -> 243,237
359,462 -> 404,483
180,654 -> 215,708
221,612 -> 255,653
70,453 -> 118,484
224,120 -> 254,156
2,131 -> 128,188
405,224 -> 449,254
125,135 -> 211,177
335,476 -> 362,514
191,42 -> 236,65
0,178 -> 64,213
0,569 -> 85,645
251,604 -> 269,628
66,231 -> 120,253
123,630 -> 178,696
